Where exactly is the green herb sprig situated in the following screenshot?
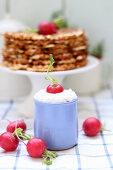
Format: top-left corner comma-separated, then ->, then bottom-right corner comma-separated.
45,54 -> 58,85
51,11 -> 68,29
90,41 -> 104,59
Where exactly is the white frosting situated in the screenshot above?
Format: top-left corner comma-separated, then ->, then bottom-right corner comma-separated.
34,89 -> 77,103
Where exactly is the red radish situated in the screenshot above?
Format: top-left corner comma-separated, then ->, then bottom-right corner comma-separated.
19,137 -> 57,165
6,120 -> 26,133
38,21 -> 57,35
0,132 -> 19,151
46,84 -> 64,93
82,117 -> 101,136
45,54 -> 63,94
26,138 -> 46,158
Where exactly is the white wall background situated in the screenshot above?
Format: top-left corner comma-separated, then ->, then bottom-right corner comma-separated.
0,0 -> 112,98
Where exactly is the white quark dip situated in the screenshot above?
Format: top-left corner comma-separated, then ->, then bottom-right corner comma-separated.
34,89 -> 77,103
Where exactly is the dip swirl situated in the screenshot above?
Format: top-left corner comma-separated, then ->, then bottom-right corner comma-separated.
34,89 -> 77,103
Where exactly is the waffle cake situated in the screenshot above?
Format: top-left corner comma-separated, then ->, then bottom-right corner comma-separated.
2,28 -> 88,72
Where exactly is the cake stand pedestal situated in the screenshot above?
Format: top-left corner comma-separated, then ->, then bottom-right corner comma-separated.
0,56 -> 100,117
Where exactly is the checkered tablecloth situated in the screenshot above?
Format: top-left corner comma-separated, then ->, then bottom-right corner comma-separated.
0,85 -> 113,170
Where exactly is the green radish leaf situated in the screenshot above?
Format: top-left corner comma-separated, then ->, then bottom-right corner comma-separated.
45,54 -> 58,85
50,54 -> 54,68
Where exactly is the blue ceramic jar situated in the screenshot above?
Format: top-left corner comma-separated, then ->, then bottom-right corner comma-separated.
34,98 -> 78,150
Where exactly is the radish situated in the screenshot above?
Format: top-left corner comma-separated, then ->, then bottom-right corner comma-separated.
6,120 -> 26,133
27,137 -> 46,158
19,137 -> 58,165
82,117 -> 101,136
0,132 -> 19,151
0,128 -> 32,152
38,21 -> 57,35
45,54 -> 64,94
26,138 -> 58,165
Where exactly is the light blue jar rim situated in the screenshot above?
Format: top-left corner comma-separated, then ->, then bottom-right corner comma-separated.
34,97 -> 78,106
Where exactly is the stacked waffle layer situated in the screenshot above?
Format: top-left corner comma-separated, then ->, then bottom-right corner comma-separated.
2,28 -> 88,72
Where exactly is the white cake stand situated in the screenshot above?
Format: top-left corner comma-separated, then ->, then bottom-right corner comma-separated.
0,56 -> 99,117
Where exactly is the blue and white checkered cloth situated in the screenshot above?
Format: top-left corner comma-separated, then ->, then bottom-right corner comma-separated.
0,85 -> 113,170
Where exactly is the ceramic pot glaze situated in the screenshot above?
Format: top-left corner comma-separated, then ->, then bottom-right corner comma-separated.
34,98 -> 78,150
